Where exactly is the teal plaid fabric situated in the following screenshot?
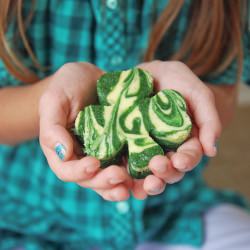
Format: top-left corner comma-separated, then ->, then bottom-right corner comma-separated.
0,1 -> 249,250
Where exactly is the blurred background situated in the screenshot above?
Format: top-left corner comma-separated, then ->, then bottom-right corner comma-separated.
204,82 -> 250,199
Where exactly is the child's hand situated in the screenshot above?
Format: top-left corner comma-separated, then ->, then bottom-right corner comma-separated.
39,62 -> 132,201
131,61 -> 221,198
39,61 -> 221,201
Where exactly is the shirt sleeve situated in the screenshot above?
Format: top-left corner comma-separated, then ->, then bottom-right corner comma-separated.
0,60 -> 22,88
0,60 -> 10,87
200,30 -> 250,85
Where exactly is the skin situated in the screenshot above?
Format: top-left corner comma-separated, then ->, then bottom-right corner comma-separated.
0,77 -> 49,144
0,61 -> 237,201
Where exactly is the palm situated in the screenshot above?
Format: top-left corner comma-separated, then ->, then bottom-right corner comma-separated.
128,61 -> 220,197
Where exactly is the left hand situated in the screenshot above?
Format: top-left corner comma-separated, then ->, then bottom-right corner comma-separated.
131,60 -> 221,199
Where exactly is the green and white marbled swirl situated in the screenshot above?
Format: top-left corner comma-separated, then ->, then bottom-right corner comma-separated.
75,68 -> 192,179
140,89 -> 192,150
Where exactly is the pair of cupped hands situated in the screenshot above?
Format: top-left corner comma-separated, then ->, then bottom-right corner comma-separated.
39,60 -> 221,201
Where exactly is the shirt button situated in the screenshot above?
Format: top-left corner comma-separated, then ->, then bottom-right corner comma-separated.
110,55 -> 123,66
116,201 -> 130,214
106,0 -> 118,10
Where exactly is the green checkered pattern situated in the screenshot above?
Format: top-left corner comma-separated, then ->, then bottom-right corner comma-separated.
0,1 -> 249,250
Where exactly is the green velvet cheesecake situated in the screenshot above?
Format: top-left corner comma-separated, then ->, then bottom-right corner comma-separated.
74,68 -> 192,179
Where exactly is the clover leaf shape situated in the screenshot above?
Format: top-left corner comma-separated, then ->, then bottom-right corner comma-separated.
75,68 -> 192,179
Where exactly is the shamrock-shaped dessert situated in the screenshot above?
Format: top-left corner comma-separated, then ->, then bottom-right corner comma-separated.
74,68 -> 192,179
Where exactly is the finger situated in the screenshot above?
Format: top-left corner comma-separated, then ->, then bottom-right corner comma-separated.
39,91 -> 74,161
122,158 -> 147,200
70,133 -> 85,158
148,155 -> 169,176
42,146 -> 100,182
149,155 -> 184,184
143,175 -> 166,195
170,136 -> 203,172
131,180 -> 148,200
199,120 -> 220,157
40,124 -> 75,162
95,184 -> 130,201
77,165 -> 133,190
191,88 -> 221,157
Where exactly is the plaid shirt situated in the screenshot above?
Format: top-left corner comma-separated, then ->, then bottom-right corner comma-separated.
0,1 -> 249,250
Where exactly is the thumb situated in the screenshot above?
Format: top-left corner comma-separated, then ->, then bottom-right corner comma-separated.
40,124 -> 74,161
39,91 -> 74,161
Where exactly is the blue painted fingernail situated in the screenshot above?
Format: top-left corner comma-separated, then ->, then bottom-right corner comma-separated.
55,143 -> 66,161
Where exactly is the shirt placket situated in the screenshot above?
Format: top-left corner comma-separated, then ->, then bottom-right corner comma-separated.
101,0 -> 127,71
98,1 -> 144,249
105,200 -> 135,249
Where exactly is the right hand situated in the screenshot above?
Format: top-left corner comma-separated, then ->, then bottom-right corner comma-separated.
39,62 -> 132,201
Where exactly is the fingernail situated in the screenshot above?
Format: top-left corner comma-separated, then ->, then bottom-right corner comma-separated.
149,186 -> 164,195
153,164 -> 167,173
167,175 -> 183,184
85,166 -> 97,174
109,194 -> 118,201
212,141 -> 218,155
109,179 -> 123,185
173,159 -> 186,170
168,179 -> 178,184
55,143 -> 66,161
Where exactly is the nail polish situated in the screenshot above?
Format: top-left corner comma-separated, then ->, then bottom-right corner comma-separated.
54,143 -> 66,161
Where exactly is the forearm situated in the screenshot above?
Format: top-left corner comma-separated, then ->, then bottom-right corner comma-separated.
0,77 -> 50,145
206,83 -> 238,129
